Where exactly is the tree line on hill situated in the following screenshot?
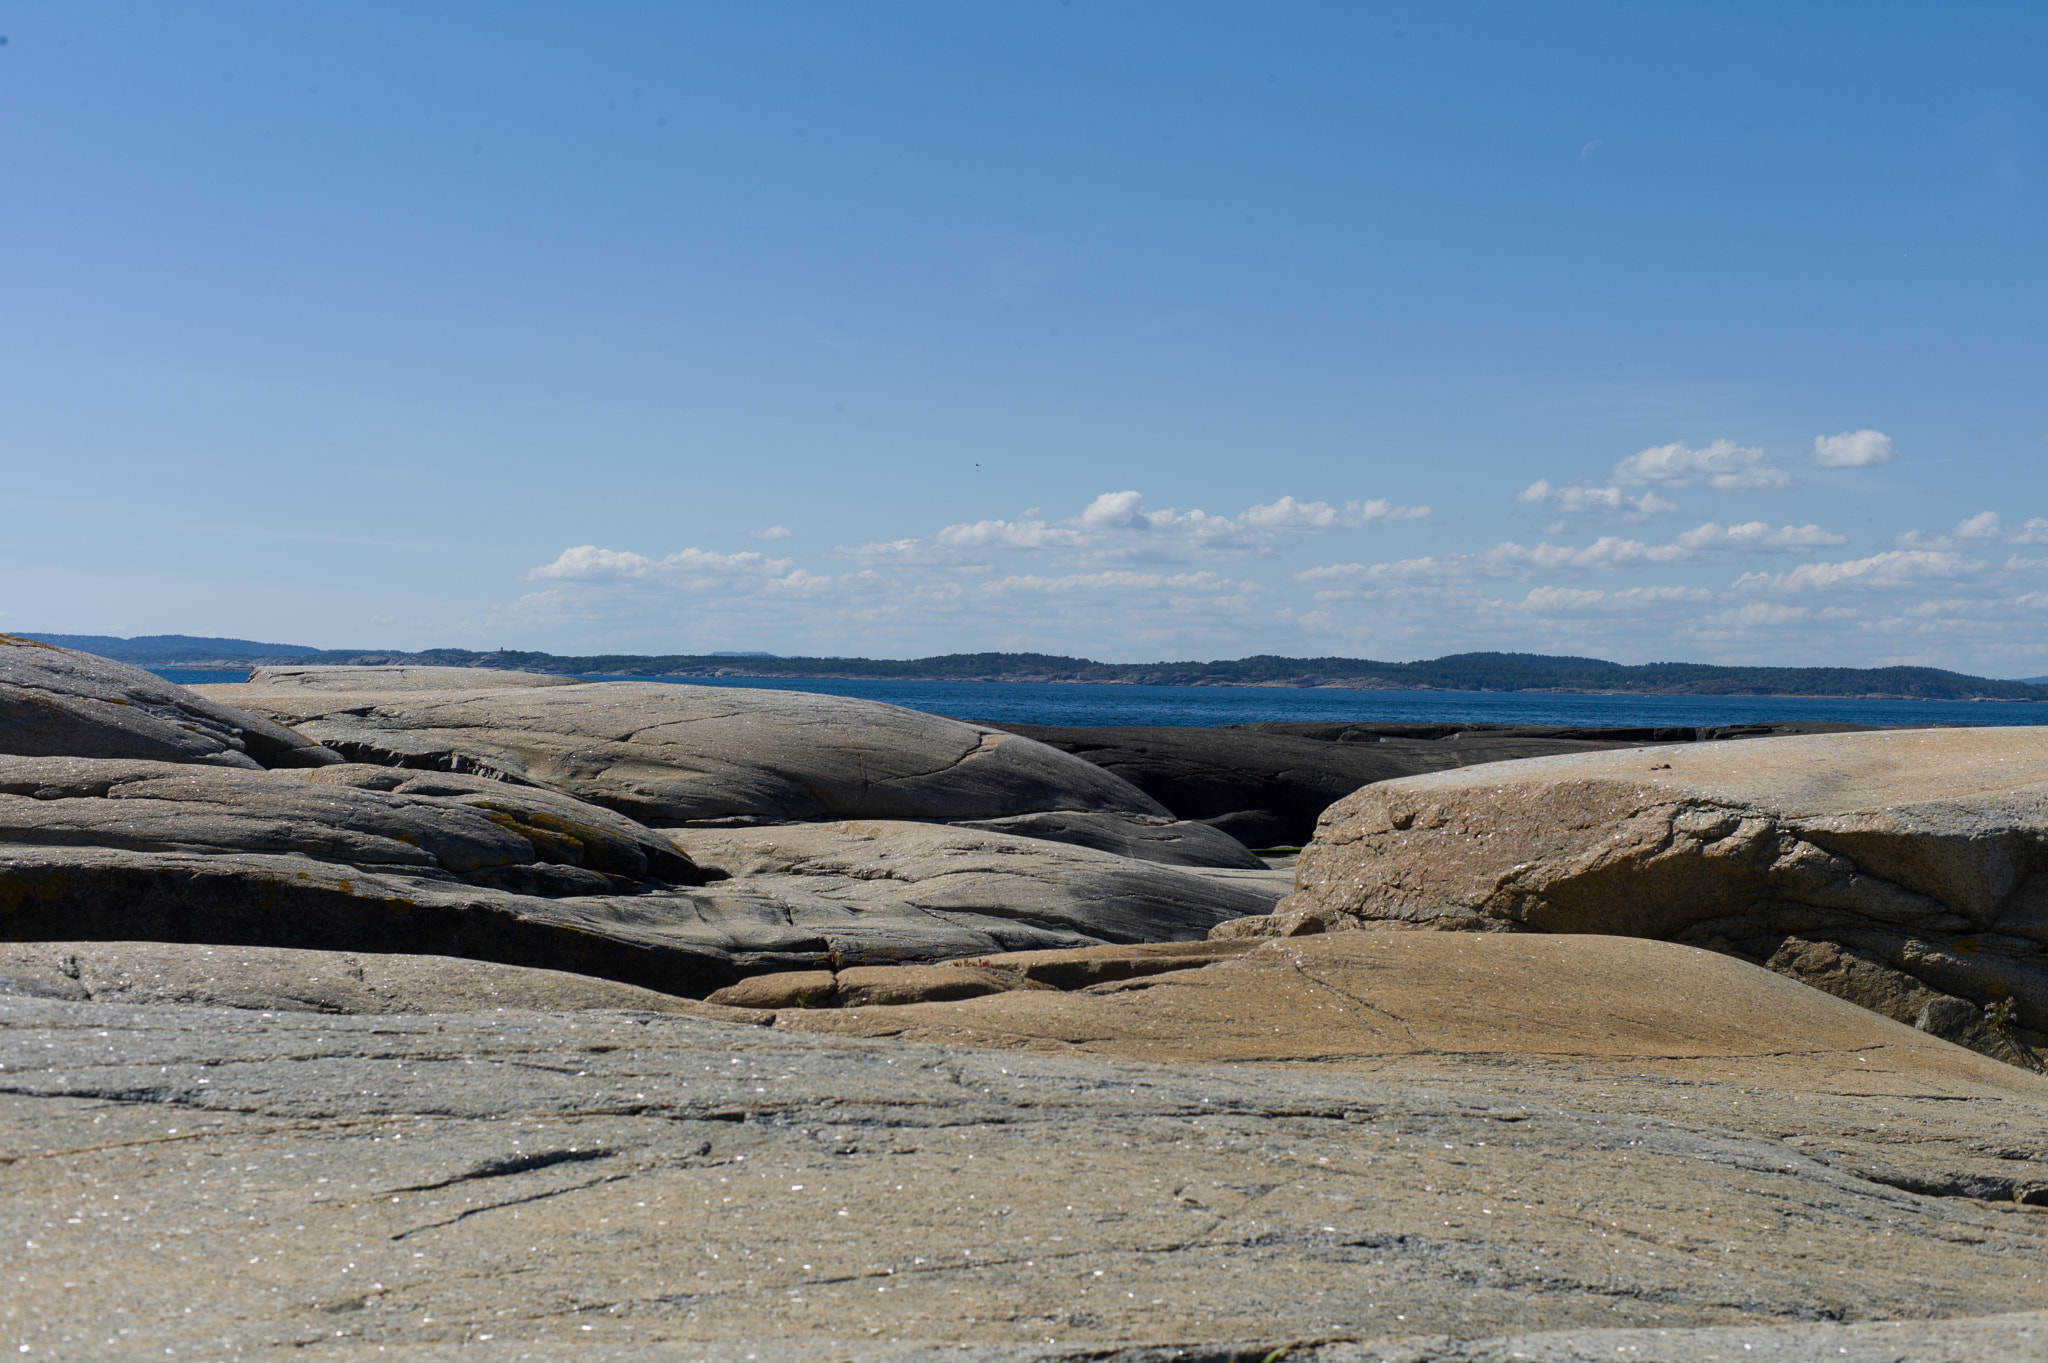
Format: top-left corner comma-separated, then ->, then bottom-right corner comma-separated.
21,634 -> 2048,701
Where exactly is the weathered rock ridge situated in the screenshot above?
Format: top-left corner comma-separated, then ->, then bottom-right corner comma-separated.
0,760 -> 1255,997
1,633 -> 337,770
1285,726 -> 2048,1066
206,670 -> 1172,826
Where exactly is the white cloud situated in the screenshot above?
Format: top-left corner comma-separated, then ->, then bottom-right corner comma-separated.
1714,602 -> 1814,627
980,569 -> 1262,613
1612,439 -> 1792,491
1485,536 -> 1692,569
841,489 -> 1429,565
527,545 -> 795,581
1732,549 -> 1979,593
1501,585 -> 1711,614
1811,429 -> 1897,468
1295,556 -> 1473,593
1609,585 -> 1715,604
752,524 -> 793,540
1672,521 -> 1845,551
1896,512 -> 2048,550
1520,586 -> 1607,611
1514,480 -> 1678,519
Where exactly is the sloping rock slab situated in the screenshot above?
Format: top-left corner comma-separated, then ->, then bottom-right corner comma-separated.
0,757 -> 702,888
670,820 -> 1277,961
0,761 -> 1257,996
240,664 -> 582,691
980,718 -> 1878,847
780,930 -> 1985,1067
0,634 -> 337,770
204,672 -> 1171,825
6,931 -> 2048,1356
0,940 -> 768,1018
1286,726 -> 2048,1052
0,841 -> 817,997
947,808 -> 1266,868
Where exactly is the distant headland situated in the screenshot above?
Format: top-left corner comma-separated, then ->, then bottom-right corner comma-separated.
24,633 -> 2048,702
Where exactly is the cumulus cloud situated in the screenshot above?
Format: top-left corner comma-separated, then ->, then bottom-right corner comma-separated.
527,546 -> 795,581
1611,440 -> 1793,491
1714,603 -> 1814,627
1732,549 -> 1979,593
1519,586 -> 1607,611
1811,429 -> 1897,468
978,569 -> 1262,615
1672,521 -> 1845,551
1503,585 -> 1711,613
841,490 -> 1429,565
1484,536 -> 1691,569
1895,512 -> 2048,550
752,524 -> 793,540
1514,480 -> 1679,519
1296,556 -> 1474,587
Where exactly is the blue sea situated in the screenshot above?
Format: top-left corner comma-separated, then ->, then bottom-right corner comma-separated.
153,668 -> 2048,730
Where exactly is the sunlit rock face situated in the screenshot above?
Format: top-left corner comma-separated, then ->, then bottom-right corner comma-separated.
1286,726 -> 2048,1068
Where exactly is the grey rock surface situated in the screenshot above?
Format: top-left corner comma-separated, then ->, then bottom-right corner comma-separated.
5,928 -> 2047,1359
204,672 -> 1171,826
947,809 -> 1267,869
0,633 -> 338,770
242,664 -> 583,691
0,940 -> 763,1017
0,761 -> 1254,998
670,820 -> 1280,961
0,756 -> 702,886
1286,726 -> 2048,1066
981,718 -> 1882,848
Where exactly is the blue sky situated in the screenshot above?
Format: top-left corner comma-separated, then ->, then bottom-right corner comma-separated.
5,3 -> 2046,670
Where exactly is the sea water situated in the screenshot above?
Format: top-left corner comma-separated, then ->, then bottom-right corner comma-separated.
152,668 -> 2048,730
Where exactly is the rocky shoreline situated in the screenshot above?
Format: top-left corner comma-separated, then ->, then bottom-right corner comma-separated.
6,635 -> 2048,1359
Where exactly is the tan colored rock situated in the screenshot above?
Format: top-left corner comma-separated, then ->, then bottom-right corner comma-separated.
1207,904 -> 1336,939
704,968 -> 838,1009
7,932 -> 2048,1356
1284,727 -> 2048,1057
778,929 -> 2033,1080
832,963 -> 1036,1006
705,963 -> 1040,1009
944,936 -> 1263,989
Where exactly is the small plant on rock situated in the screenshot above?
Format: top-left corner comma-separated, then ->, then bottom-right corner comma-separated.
1985,997 -> 2017,1035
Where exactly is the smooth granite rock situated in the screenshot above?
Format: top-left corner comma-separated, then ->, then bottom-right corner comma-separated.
1285,726 -> 2048,1066
668,819 -> 1281,959
0,940 -> 766,1018
0,756 -> 702,887
980,719 -> 1880,848
945,809 -> 1267,868
5,930 -> 2047,1358
204,671 -> 1171,826
0,760 -> 1261,997
239,664 -> 584,691
0,633 -> 339,770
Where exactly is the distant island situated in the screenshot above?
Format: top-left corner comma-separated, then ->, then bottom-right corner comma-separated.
24,633 -> 2048,702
